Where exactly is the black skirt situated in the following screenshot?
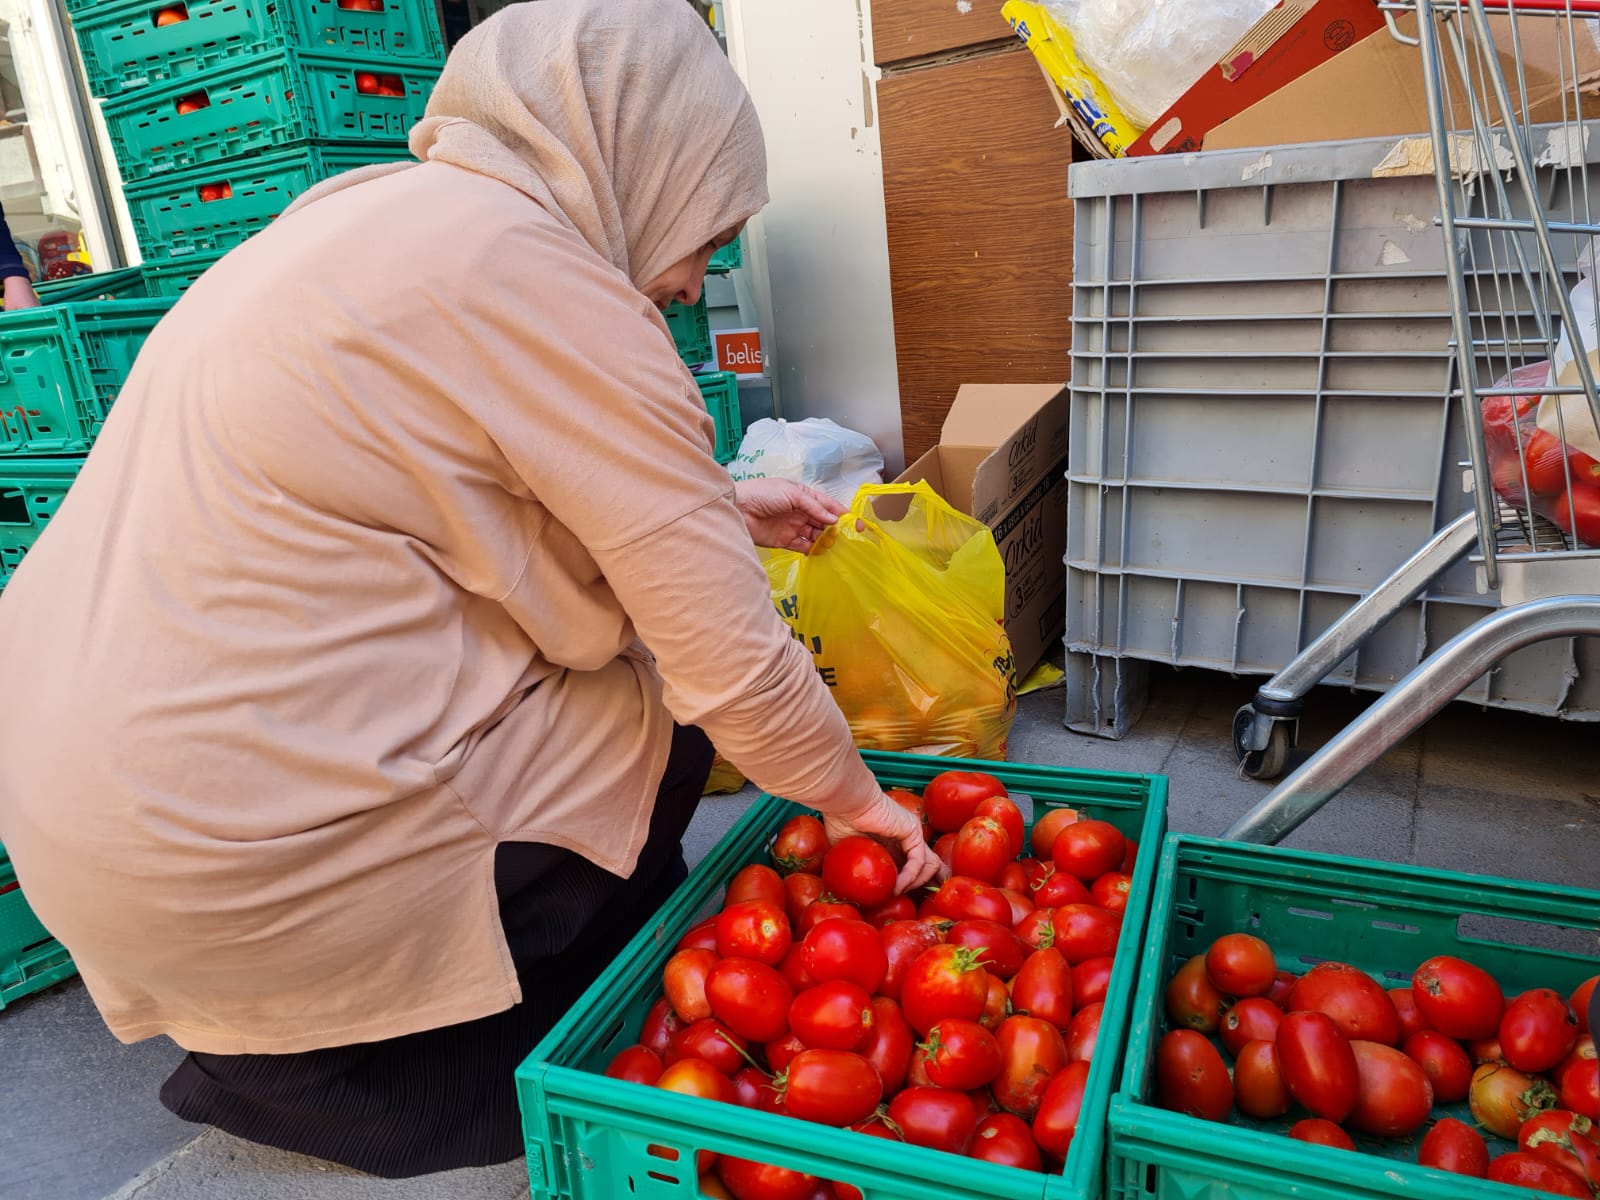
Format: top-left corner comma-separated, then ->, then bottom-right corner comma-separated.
159,725 -> 714,1178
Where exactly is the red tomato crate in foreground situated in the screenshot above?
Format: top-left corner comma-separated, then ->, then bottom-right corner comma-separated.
515,749 -> 1168,1200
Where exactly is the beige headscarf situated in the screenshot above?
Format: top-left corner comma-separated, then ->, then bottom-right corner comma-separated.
285,0 -> 767,288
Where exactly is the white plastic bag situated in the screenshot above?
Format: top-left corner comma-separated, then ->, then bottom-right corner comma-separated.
1546,235 -> 1600,458
1044,0 -> 1278,129
727,418 -> 884,507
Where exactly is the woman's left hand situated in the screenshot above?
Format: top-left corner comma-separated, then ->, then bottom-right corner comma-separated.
734,478 -> 846,552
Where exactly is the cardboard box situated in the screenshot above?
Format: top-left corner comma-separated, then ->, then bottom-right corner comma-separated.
895,383 -> 1069,676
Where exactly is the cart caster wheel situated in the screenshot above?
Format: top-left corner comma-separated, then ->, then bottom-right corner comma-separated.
1233,705 -> 1292,781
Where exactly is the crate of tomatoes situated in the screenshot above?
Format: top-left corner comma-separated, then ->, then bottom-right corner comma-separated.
515,750 -> 1169,1200
1111,835 -> 1600,1200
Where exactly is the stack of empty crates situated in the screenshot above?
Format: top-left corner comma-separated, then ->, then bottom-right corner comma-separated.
667,237 -> 744,463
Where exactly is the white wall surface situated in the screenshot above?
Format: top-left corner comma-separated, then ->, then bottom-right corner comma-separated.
723,0 -> 905,474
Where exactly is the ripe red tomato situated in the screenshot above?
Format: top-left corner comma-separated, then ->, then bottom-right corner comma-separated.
1574,977 -> 1598,1034
951,817 -> 1012,884
726,864 -> 787,910
997,888 -> 1035,927
640,996 -> 687,1057
1015,908 -> 1057,951
1089,872 -> 1132,914
974,795 -> 1025,859
1155,1029 -> 1233,1122
800,918 -> 886,993
945,919 -> 1027,981
1050,904 -> 1121,964
1402,1029 -> 1474,1103
1205,933 -> 1277,998
1388,987 -> 1430,1040
1347,1039 -> 1434,1137
197,181 -> 232,202
719,1156 -> 820,1200
667,1019 -> 748,1075
729,1064 -> 773,1109
1519,1110 -> 1600,1188
858,997 -> 914,1093
930,877 -> 1012,925
705,958 -> 794,1043
772,815 -> 828,876
980,973 -> 1009,1031
878,920 -> 942,1002
1030,807 -> 1080,858
716,900 -> 792,966
1065,1002 -> 1103,1063
990,1014 -> 1068,1119
798,901 -> 861,936
1072,957 -> 1114,1009
921,1018 -> 1002,1090
997,860 -> 1031,894
676,918 -> 719,953
821,837 -> 898,908
1029,864 -> 1093,908
1419,1116 -> 1489,1177
1289,961 -> 1402,1045
784,873 -> 825,925
1468,1036 -> 1505,1065
1501,988 -> 1580,1074
969,1111 -> 1043,1171
1032,1059 -> 1091,1157
1522,428 -> 1573,495
1469,1061 -> 1558,1139
656,1057 -> 734,1104
860,894 -> 918,928
1276,1010 -> 1360,1122
663,948 -> 717,1021
765,1031 -> 807,1073
1552,484 -> 1600,545
1486,1152 -> 1591,1197
174,92 -> 208,114
779,943 -> 817,992
1287,1118 -> 1354,1150
1412,955 -> 1506,1040
1012,947 -> 1074,1031
923,771 -> 1006,834
354,70 -> 380,95
605,1044 -> 663,1085
1166,954 -> 1226,1034
1220,997 -> 1285,1057
888,1086 -> 979,1153
1267,970 -> 1297,1009
1559,1050 -> 1599,1119
790,981 -> 875,1051
901,945 -> 989,1035
780,1049 -> 882,1126
933,834 -> 956,876
1050,820 -> 1126,882
1234,1040 -> 1291,1119
153,4 -> 187,24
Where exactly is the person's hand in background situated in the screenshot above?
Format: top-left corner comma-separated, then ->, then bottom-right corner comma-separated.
734,477 -> 846,552
823,789 -> 945,895
3,275 -> 41,311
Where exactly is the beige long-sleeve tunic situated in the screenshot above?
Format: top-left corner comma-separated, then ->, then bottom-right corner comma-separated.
0,163 -> 878,1053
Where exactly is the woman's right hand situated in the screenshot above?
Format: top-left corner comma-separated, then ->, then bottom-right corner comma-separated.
824,790 -> 945,895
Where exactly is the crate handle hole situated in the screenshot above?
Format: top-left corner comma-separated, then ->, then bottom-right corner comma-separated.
152,2 -> 188,24
174,89 -> 209,114
1370,919 -> 1419,935
197,181 -> 232,203
354,71 -> 405,97
646,1172 -> 678,1185
338,0 -> 387,9
1287,906 -> 1333,922
646,1144 -> 680,1163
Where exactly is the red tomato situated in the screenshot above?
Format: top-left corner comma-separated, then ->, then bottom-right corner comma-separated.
1287,1118 -> 1355,1150
663,948 -> 717,1021
1072,957 -> 1114,1009
1574,977 -> 1598,1035
153,4 -> 188,24
906,1046 -> 933,1088
801,919 -> 886,993
933,834 -> 956,876
1234,1040 -> 1291,1119
860,895 -> 917,928
668,1019 -> 748,1075
979,973 -> 1009,1032
1012,947 -> 1074,1031
656,1058 -> 734,1104
1523,428 -> 1573,495
1486,1152 -> 1591,1197
923,771 -> 1006,834
1276,1011 -> 1360,1122
772,815 -> 828,876
1029,865 -> 1093,909
1267,970 -> 1298,1009
1348,1040 -> 1434,1137
879,920 -> 943,1003
174,92 -> 208,114
1165,955 -> 1226,1034
716,900 -> 792,966
1519,1110 -> 1600,1188
858,997 -> 914,1093
1388,987 -> 1430,1040
885,786 -> 926,824
1289,961 -> 1402,1045
1033,1060 -> 1092,1156
969,1111 -> 1042,1171
1412,955 -> 1506,1041
945,919 -> 1027,981
901,945 -> 989,1035
726,863 -> 787,910
1419,1116 -> 1489,1177
921,1018 -> 1002,1089
1030,807 -> 1080,858
1205,933 -> 1277,998
822,837 -> 897,909
780,1050 -> 882,1126
605,1044 -> 663,1085
784,873 -> 825,925
930,877 -> 1013,926
1155,1029 -> 1233,1122
1120,838 -> 1140,874
1015,908 -> 1057,951
640,996 -> 687,1057
1050,820 -> 1126,882
998,888 -> 1035,927
1065,1002 -> 1103,1063
1501,988 -> 1580,1074
790,981 -> 875,1051
972,795 -> 1025,858
765,1031 -> 807,1073
992,1014 -> 1069,1120
1560,1055 -> 1599,1120
705,958 -> 794,1044
888,1086 -> 979,1153
676,918 -> 719,953
719,1157 -> 820,1200
197,181 -> 232,202
779,943 -> 816,992
997,860 -> 1031,894
951,817 -> 1012,884
373,73 -> 405,97
1090,872 -> 1133,914
1050,904 -> 1121,964
798,901 -> 861,936
1402,1029 -> 1474,1103
1468,1036 -> 1505,1066
1219,997 -> 1285,1057
354,70 -> 380,94
726,1064 -> 769,1109
1469,1061 -> 1558,1139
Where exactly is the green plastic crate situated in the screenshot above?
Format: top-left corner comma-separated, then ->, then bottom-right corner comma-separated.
125,144 -> 410,261
29,266 -> 151,306
0,458 -> 85,587
516,750 -> 1169,1200
664,296 -> 713,367
1109,835 -> 1600,1200
0,299 -> 174,456
708,235 -> 743,274
695,369 -> 739,464
139,251 -> 225,297
101,49 -> 439,181
0,845 -> 77,1009
74,0 -> 444,97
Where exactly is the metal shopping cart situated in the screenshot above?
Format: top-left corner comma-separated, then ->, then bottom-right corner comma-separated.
1227,0 -> 1600,841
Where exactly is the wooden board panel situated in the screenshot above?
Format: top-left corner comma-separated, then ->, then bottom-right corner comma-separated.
878,44 -> 1079,461
869,0 -> 1013,67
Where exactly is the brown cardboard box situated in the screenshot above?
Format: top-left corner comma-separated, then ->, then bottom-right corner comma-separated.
895,383 -> 1069,676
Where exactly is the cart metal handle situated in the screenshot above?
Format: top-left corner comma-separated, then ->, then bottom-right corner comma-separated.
1384,0 -> 1600,12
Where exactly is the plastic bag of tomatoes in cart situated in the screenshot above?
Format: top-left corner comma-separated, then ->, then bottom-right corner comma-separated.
762,481 -> 1016,759
1481,359 -> 1600,547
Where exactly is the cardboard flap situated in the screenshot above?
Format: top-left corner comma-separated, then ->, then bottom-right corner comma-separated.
940,383 -> 1065,447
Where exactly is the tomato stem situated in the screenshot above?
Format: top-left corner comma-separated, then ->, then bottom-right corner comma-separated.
714,1029 -> 770,1077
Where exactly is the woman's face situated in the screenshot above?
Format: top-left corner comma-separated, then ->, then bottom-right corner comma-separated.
640,225 -> 743,311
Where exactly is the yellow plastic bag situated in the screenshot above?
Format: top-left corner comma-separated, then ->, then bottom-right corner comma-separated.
763,482 -> 1017,760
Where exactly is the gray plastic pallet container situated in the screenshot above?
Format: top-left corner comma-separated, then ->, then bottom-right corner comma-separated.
1066,133 -> 1600,737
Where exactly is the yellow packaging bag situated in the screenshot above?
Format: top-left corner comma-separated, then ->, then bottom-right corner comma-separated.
763,482 -> 1017,760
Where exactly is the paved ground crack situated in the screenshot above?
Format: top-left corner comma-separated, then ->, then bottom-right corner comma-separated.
104,1130 -> 215,1200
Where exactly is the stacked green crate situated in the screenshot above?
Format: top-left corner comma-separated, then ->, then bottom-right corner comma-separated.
667,233 -> 745,459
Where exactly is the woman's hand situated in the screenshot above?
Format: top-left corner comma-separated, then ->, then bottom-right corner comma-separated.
3,275 -> 40,311
734,478 -> 846,552
824,790 -> 946,895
